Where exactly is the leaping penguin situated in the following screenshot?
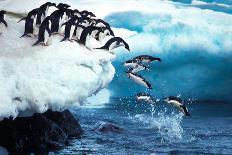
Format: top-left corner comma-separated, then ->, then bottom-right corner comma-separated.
164,96 -> 191,116
136,93 -> 157,104
130,64 -> 149,73
0,10 -> 7,35
133,55 -> 161,63
95,37 -> 130,52
33,16 -> 52,46
126,71 -> 152,89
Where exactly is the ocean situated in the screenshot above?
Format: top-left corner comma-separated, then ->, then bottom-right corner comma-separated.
56,98 -> 232,154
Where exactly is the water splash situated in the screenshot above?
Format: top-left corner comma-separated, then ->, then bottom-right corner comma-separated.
130,106 -> 184,143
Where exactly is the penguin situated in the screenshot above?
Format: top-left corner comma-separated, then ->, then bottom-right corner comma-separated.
136,93 -> 157,104
81,10 -> 96,18
123,60 -> 140,68
133,55 -> 162,63
93,19 -> 110,28
130,64 -> 149,73
126,71 -> 152,89
56,3 -> 71,9
73,25 -> 86,41
164,96 -> 191,116
61,20 -> 79,42
73,9 -> 82,18
37,2 -> 56,26
18,9 -> 40,37
33,16 -> 52,46
96,27 -> 114,42
95,37 -> 130,52
0,10 -> 7,35
50,9 -> 72,34
78,26 -> 102,46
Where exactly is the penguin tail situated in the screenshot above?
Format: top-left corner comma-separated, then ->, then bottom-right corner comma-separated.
32,40 -> 40,46
185,112 -> 191,117
17,17 -> 26,23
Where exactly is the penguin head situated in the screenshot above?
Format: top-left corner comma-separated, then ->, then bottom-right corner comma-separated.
0,10 -> 7,15
56,3 -> 70,9
45,2 -> 56,8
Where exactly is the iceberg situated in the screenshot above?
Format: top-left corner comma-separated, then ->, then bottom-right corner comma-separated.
0,0 -> 116,120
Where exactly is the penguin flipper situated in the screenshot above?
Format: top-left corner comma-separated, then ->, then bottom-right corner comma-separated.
20,33 -> 27,38
17,17 -> 26,23
2,20 -> 7,27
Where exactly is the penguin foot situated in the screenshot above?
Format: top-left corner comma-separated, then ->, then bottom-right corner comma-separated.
43,42 -> 49,46
68,39 -> 74,42
59,33 -> 64,36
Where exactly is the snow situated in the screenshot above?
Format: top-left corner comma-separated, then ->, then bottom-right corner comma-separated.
0,0 -> 116,120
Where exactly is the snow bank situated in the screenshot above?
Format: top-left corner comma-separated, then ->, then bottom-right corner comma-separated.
0,0 -> 115,120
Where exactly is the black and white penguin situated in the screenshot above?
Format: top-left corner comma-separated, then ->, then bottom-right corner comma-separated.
73,9 -> 82,18
136,93 -> 157,104
33,16 -> 52,46
93,19 -> 110,28
133,55 -> 161,63
73,25 -> 86,41
50,9 -> 72,34
0,10 -> 7,35
95,37 -> 130,52
36,2 -> 56,26
164,96 -> 191,116
96,27 -> 114,42
56,3 -> 71,9
18,9 -> 40,37
81,10 -> 96,18
78,26 -> 102,46
61,20 -> 79,42
126,71 -> 152,89
130,64 -> 149,73
123,60 -> 140,68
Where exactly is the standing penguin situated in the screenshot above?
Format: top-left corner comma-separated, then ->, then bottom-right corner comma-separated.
18,9 -> 40,37
78,26 -> 102,46
33,16 -> 52,46
36,2 -> 56,26
96,27 -> 114,42
0,10 -> 7,35
56,3 -> 71,9
61,20 -> 79,42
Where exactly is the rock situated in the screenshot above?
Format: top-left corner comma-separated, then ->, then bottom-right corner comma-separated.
93,121 -> 123,133
43,110 -> 83,137
0,110 -> 82,155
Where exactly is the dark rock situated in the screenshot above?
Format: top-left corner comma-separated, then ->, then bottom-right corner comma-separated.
0,110 -> 82,155
43,110 -> 83,137
93,121 -> 123,133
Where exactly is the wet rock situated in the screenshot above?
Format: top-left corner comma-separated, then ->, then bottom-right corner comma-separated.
93,121 -> 123,133
0,110 -> 82,155
44,110 -> 83,137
